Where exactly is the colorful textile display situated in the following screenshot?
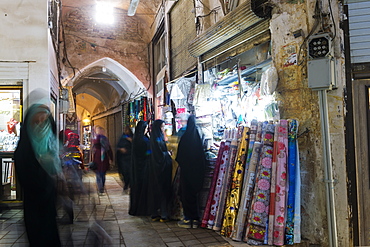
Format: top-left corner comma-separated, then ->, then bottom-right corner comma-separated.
221,127 -> 250,237
213,128 -> 241,231
207,140 -> 231,229
196,119 -> 300,245
272,120 -> 288,246
199,154 -> 218,218
244,122 -> 275,244
231,120 -> 258,241
285,119 -> 298,244
201,142 -> 225,228
294,137 -> 301,243
267,123 -> 279,245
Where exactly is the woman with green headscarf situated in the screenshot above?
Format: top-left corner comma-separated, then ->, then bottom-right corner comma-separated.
14,95 -> 62,246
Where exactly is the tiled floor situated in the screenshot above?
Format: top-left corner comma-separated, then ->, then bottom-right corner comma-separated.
0,171 -> 250,247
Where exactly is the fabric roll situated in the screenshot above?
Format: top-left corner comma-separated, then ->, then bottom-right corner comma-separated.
201,142 -> 225,228
221,127 -> 250,237
267,123 -> 279,245
244,122 -> 275,244
285,119 -> 298,244
272,119 -> 288,246
207,140 -> 231,229
213,129 -> 240,231
231,120 -> 258,241
293,139 -> 301,244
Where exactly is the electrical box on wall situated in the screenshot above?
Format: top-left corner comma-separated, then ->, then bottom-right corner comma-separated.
308,57 -> 336,90
307,33 -> 336,90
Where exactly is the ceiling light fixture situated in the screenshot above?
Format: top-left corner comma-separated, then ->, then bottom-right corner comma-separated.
128,0 -> 140,16
96,1 -> 114,24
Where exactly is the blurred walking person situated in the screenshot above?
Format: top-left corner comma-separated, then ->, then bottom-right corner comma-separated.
176,115 -> 206,228
149,119 -> 173,222
117,125 -> 133,191
92,126 -> 113,194
129,121 -> 151,216
14,89 -> 62,246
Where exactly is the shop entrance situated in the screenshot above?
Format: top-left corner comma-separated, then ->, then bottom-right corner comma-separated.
352,79 -> 370,245
0,88 -> 22,201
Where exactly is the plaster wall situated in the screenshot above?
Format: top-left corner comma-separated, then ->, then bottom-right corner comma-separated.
270,2 -> 349,246
0,0 -> 54,106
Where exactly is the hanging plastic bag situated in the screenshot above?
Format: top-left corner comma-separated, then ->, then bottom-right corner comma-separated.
260,66 -> 278,95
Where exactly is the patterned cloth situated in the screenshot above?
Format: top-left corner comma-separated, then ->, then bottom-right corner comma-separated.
213,135 -> 239,231
285,119 -> 298,244
231,120 -> 258,241
207,140 -> 231,229
244,122 -> 275,244
272,120 -> 289,246
221,127 -> 250,237
267,123 -> 280,245
201,142 -> 225,228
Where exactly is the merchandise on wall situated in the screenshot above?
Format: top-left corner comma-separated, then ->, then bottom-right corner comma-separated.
124,96 -> 154,129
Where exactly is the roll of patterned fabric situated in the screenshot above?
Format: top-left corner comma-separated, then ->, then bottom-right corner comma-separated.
231,120 -> 258,241
285,119 -> 298,244
201,142 -> 225,228
244,122 -> 275,244
207,140 -> 231,229
267,122 -> 280,245
221,127 -> 250,237
272,119 -> 288,246
213,129 -> 240,231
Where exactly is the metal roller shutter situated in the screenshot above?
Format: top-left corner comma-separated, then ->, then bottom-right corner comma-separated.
169,0 -> 197,79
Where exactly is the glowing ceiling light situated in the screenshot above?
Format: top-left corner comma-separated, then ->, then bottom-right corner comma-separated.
96,1 -> 114,24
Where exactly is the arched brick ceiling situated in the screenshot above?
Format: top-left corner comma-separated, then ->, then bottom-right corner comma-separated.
61,0 -> 161,28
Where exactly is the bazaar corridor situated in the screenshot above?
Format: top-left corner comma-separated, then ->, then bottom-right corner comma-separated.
0,171 -> 247,247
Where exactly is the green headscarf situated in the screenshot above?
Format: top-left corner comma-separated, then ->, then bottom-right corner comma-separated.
26,104 -> 61,176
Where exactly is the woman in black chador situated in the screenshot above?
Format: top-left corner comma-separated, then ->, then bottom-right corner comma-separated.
117,125 -> 133,191
176,115 -> 206,228
149,119 -> 173,222
129,121 -> 151,216
14,97 -> 62,246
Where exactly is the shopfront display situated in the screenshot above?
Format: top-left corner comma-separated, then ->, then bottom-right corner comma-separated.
164,38 -> 301,244
0,88 -> 22,200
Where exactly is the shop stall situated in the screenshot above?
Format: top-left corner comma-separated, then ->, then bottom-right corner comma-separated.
0,88 -> 22,201
164,39 -> 301,245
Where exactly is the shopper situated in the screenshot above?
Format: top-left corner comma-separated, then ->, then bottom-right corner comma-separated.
92,126 -> 113,194
149,119 -> 173,222
129,121 -> 151,216
14,92 -> 62,246
176,115 -> 206,228
117,125 -> 133,191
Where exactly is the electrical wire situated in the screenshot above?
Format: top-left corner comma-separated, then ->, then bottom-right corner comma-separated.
328,0 -> 337,41
296,0 -> 322,66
